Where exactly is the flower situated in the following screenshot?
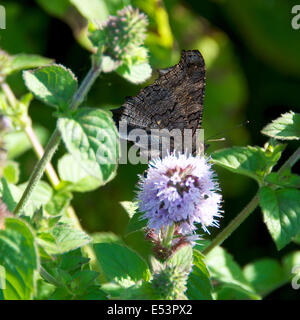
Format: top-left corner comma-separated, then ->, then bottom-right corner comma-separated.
89,6 -> 148,69
137,153 -> 222,235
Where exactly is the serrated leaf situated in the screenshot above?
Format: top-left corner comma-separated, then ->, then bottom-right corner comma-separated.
23,64 -> 78,110
259,187 -> 300,250
58,107 -> 119,182
167,245 -> 193,274
0,218 -> 39,300
58,154 -> 101,192
18,181 -> 53,216
187,249 -> 213,300
94,243 -> 150,282
116,62 -> 152,84
261,112 -> 300,140
45,191 -> 72,216
6,54 -> 53,76
265,170 -> 300,189
37,223 -> 91,255
243,258 -> 285,296
212,145 -> 284,183
206,246 -> 260,300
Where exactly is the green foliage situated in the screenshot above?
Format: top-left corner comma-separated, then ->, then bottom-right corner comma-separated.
205,247 -> 260,300
57,154 -> 101,192
212,143 -> 285,184
23,65 -> 78,111
259,187 -> 300,250
37,222 -> 91,255
58,107 -> 119,182
186,250 -> 213,300
3,161 -> 20,184
0,218 -> 39,300
94,243 -> 150,283
0,49 -> 52,78
262,111 -> 300,140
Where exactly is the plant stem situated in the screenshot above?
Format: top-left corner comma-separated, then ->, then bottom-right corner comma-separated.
14,129 -> 61,215
203,193 -> 259,255
24,126 -> 60,186
278,145 -> 300,175
13,60 -> 102,215
1,81 -> 60,187
204,144 -> 300,255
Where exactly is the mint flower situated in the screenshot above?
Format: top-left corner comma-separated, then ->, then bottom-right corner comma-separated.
89,6 -> 148,69
137,153 -> 222,235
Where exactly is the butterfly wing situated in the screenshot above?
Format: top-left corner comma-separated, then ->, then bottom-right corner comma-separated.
112,50 -> 206,156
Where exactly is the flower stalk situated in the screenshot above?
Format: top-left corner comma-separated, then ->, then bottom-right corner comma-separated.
203,144 -> 300,255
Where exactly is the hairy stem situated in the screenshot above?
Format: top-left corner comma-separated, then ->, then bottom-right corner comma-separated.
204,144 -> 300,255
13,60 -> 102,215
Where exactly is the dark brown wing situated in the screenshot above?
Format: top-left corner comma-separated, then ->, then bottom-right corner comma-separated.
112,49 -> 206,155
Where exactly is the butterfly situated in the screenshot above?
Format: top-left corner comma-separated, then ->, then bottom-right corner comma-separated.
111,50 -> 206,158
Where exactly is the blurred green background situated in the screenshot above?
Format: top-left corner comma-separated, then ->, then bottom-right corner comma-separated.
1,0 -> 300,299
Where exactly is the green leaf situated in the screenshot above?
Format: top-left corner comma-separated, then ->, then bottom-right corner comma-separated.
6,54 -> 53,76
3,161 -> 20,184
243,258 -> 285,296
125,211 -> 146,234
212,144 -> 284,183
58,107 -> 119,182
0,218 -> 39,300
167,245 -> 193,274
45,191 -> 73,216
23,64 -> 78,110
186,249 -> 213,300
37,223 -> 91,255
18,181 -> 53,216
120,201 -> 138,219
94,243 -> 150,282
92,232 -> 123,245
4,125 -> 49,159
58,154 -> 101,192
259,187 -> 300,250
116,62 -> 152,84
206,246 -> 260,299
265,170 -> 300,189
70,0 -> 109,24
261,112 -> 300,140
0,177 -> 22,212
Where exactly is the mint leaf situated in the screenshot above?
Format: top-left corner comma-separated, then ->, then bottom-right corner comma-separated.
187,249 -> 213,300
212,144 -> 284,183
261,111 -> 300,140
243,258 -> 285,296
58,107 -> 119,182
206,246 -> 260,299
37,223 -> 91,255
23,64 -> 78,110
117,62 -> 152,84
265,170 -> 300,188
259,187 -> 300,250
7,54 -> 53,76
94,243 -> 150,282
58,154 -> 101,192
0,218 -> 39,300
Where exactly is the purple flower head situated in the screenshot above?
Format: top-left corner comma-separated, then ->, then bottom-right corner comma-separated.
137,153 -> 222,235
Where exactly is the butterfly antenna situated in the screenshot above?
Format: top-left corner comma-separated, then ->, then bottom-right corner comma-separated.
206,120 -> 249,142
